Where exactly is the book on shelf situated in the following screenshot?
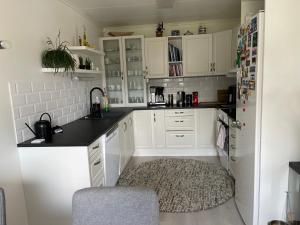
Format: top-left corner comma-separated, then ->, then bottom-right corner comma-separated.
168,43 -> 181,62
169,64 -> 183,77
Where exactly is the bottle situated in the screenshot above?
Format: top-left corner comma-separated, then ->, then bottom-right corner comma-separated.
83,27 -> 87,46
78,36 -> 82,46
103,96 -> 109,112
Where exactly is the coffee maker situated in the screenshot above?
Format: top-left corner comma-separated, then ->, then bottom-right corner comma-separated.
149,86 -> 165,106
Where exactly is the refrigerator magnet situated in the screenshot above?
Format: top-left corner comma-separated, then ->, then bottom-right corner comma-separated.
246,60 -> 251,66
252,57 -> 257,64
250,74 -> 256,80
250,66 -> 256,73
249,80 -> 256,90
252,48 -> 257,56
248,34 -> 252,47
253,32 -> 258,47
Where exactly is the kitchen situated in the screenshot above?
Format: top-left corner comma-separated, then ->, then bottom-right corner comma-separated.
1,1 -> 300,225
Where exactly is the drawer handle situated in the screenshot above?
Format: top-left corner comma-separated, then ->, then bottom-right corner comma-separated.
92,145 -> 99,150
231,134 -> 236,138
230,144 -> 236,149
93,159 -> 101,166
175,112 -> 184,114
230,156 -> 236,162
176,135 -> 185,138
175,120 -> 184,123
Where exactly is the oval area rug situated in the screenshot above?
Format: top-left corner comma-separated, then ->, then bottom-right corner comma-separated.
117,158 -> 234,213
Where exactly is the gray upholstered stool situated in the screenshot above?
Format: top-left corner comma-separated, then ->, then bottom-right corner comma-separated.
0,188 -> 6,225
72,187 -> 159,225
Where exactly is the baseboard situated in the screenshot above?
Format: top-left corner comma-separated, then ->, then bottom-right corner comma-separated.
133,147 -> 218,157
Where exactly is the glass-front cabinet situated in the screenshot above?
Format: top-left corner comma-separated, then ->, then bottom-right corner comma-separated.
100,36 -> 146,107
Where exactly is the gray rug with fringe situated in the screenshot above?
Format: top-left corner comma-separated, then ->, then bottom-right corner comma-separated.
117,158 -> 234,213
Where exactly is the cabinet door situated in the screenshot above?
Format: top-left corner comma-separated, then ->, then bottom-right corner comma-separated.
145,37 -> 168,78
118,118 -> 128,174
101,37 -> 126,106
213,30 -> 232,74
183,34 -> 213,76
127,114 -> 135,156
133,110 -> 153,149
152,110 -> 165,148
122,36 -> 147,106
196,109 -> 216,148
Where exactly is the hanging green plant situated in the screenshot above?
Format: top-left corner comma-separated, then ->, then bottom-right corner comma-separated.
42,31 -> 75,74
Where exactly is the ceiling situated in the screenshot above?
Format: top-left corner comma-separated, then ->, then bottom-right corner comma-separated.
62,0 -> 241,26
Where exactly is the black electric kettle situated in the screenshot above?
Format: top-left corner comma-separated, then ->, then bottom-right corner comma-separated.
34,113 -> 52,142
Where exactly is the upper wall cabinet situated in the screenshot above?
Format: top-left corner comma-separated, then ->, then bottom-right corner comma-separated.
213,30 -> 233,74
100,36 -> 147,107
182,34 -> 213,76
145,37 -> 168,78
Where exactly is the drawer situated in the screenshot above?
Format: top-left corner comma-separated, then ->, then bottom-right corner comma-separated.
165,116 -> 195,131
90,157 -> 103,187
166,132 -> 196,149
165,109 -> 195,117
88,140 -> 101,156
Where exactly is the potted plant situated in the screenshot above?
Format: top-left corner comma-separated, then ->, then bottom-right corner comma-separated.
42,31 -> 75,73
156,22 -> 164,37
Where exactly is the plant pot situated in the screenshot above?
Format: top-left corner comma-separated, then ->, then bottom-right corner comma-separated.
156,31 -> 163,37
79,65 -> 86,70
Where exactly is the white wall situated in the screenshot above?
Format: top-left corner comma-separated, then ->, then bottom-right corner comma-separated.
259,0 -> 300,223
241,1 -> 265,24
103,18 -> 240,37
0,1 -> 101,225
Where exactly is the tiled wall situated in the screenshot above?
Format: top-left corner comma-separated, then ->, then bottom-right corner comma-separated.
9,77 -> 102,144
147,76 -> 236,102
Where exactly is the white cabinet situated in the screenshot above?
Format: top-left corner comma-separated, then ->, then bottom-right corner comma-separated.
196,108 -> 216,148
100,36 -> 147,107
145,37 -> 168,78
119,113 -> 135,173
152,110 -> 166,148
133,110 -> 153,149
213,30 -> 232,74
182,34 -> 213,76
18,136 -> 105,225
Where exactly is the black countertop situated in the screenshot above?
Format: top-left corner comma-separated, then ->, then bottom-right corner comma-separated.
18,103 -> 235,148
289,162 -> 300,175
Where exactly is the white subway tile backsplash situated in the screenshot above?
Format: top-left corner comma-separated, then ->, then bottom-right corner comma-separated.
26,93 -> 40,104
11,95 -> 26,107
45,82 -> 55,91
9,77 -> 103,144
32,81 -> 45,92
20,105 -> 35,117
40,92 -> 52,101
16,81 -> 32,94
51,91 -> 60,100
13,108 -> 20,119
55,81 -> 65,90
46,101 -> 57,111
15,117 -> 29,130
56,99 -> 66,108
34,103 -> 47,113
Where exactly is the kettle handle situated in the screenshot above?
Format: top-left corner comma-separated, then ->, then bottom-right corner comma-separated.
40,112 -> 52,124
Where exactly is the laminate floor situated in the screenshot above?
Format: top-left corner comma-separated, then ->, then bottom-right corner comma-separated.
126,156 -> 245,225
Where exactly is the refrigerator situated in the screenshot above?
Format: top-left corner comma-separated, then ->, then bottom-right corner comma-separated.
234,11 -> 264,225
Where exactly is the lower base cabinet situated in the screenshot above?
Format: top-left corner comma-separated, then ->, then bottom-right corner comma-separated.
18,136 -> 105,225
119,112 -> 134,174
133,108 -> 217,155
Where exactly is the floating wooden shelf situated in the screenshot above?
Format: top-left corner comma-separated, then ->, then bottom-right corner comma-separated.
42,68 -> 103,74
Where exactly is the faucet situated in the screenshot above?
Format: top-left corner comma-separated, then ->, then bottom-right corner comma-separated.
90,87 -> 105,117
